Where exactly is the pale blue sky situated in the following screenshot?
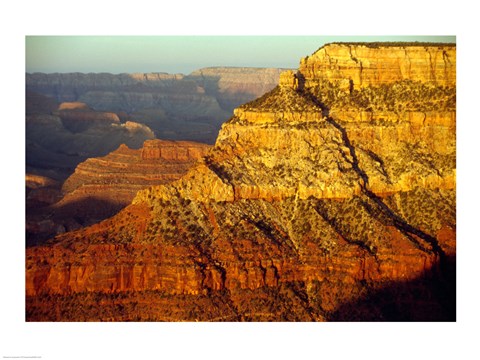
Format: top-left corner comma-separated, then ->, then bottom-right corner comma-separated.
26,36 -> 455,74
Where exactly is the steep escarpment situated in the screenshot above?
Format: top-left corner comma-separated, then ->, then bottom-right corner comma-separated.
58,140 -> 211,222
26,140 -> 211,245
26,43 -> 456,321
300,42 -> 456,89
62,140 -> 211,194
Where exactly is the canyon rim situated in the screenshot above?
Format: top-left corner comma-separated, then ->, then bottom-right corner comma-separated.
25,41 -> 456,322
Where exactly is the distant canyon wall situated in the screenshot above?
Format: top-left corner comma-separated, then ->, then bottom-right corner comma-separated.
26,67 -> 286,143
26,67 -> 284,181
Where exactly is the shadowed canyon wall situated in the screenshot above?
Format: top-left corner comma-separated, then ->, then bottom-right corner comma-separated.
26,67 -> 285,144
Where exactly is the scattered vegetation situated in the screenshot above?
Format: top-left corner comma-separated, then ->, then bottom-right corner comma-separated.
383,187 -> 456,235
311,80 -> 456,113
236,86 -> 322,114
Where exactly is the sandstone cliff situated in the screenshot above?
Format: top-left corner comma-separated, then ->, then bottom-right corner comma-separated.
58,139 -> 211,222
26,43 -> 456,321
300,42 -> 455,89
26,140 -> 211,245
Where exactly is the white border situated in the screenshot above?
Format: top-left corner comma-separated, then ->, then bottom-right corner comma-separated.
3,1 -> 478,359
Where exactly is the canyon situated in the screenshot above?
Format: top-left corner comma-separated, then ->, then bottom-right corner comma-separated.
26,67 -> 284,183
26,94 -> 155,180
26,67 -> 285,145
26,67 -> 283,244
26,43 -> 456,321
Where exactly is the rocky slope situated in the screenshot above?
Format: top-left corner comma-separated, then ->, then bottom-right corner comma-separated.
26,43 -> 456,321
26,67 -> 285,143
26,140 -> 210,245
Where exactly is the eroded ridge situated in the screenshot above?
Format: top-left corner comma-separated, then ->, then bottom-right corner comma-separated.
26,43 -> 456,321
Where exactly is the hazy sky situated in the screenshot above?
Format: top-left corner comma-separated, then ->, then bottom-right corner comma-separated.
25,35 -> 456,75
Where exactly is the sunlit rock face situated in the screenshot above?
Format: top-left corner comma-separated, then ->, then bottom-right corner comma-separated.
58,139 -> 211,221
299,43 -> 455,89
26,43 -> 456,322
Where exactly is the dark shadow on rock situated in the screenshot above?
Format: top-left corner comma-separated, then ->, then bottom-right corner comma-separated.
298,89 -> 455,321
26,197 -> 126,247
304,89 -> 447,263
51,196 -> 127,222
326,255 -> 456,321
326,115 -> 445,261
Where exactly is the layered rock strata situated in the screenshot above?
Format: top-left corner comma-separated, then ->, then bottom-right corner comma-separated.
299,43 -> 456,90
188,67 -> 286,110
58,140 -> 211,220
26,67 -> 285,143
26,43 -> 456,321
26,97 -> 156,179
26,140 -> 211,245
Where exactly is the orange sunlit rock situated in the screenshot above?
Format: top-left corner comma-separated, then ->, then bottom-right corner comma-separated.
26,43 -> 456,321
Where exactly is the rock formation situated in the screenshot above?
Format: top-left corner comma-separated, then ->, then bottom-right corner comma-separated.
188,67 -> 286,110
26,97 -> 156,180
26,140 -> 211,245
58,140 -> 210,222
26,174 -> 62,209
300,43 -> 455,89
26,67 -> 285,184
26,67 -> 285,144
26,43 -> 456,321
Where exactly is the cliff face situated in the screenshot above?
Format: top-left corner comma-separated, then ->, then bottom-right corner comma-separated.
59,140 -> 210,218
26,140 -> 211,245
26,43 -> 456,321
188,67 -> 286,110
299,43 -> 456,89
26,68 -> 284,182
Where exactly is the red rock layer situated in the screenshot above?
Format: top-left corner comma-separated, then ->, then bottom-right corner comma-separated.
62,140 -> 211,195
141,139 -> 211,161
26,140 -> 211,244
26,43 -> 456,321
57,140 -> 209,221
26,206 -> 446,297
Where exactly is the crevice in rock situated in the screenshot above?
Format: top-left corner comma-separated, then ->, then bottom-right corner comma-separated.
313,201 -> 377,256
189,237 -> 227,291
245,216 -> 298,255
330,114 -> 445,261
285,282 -> 317,321
203,154 -> 236,197
325,116 -> 369,187
304,90 -> 446,265
356,146 -> 392,184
